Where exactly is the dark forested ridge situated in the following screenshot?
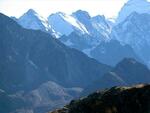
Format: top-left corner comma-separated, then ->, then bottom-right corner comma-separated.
50,84 -> 150,113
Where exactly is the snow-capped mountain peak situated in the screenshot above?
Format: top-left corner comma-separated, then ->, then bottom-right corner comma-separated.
26,9 -> 37,15
91,15 -> 110,30
58,12 -> 88,34
92,15 -> 105,22
48,12 -> 88,36
72,10 -> 91,20
16,9 -> 113,48
72,10 -> 91,28
116,0 -> 150,24
18,9 -> 52,32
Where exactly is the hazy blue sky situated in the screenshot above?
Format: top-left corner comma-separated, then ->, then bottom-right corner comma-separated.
0,0 -> 127,18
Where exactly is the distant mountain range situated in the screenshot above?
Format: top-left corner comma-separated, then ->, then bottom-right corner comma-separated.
0,13 -> 111,113
1,0 -> 150,113
16,9 -> 112,40
12,0 -> 150,67
1,12 -> 150,113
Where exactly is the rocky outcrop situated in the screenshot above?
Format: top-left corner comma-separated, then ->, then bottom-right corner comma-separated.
50,84 -> 150,113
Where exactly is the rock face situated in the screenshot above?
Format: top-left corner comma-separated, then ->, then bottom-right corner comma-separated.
50,84 -> 150,113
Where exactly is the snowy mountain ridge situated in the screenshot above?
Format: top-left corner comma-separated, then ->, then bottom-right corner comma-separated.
18,9 -> 52,32
48,12 -> 89,37
116,0 -> 150,24
17,9 -> 112,40
15,0 -> 150,67
111,0 -> 150,67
